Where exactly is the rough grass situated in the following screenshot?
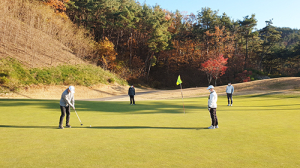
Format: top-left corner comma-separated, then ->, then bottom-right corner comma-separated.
0,94 -> 299,168
0,57 -> 127,92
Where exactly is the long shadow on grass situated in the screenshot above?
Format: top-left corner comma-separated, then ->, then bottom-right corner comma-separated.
0,99 -> 59,112
75,101 -> 204,114
246,92 -> 284,97
87,126 -> 208,130
228,104 -> 300,108
0,125 -> 208,130
238,93 -> 300,98
0,125 -> 57,129
0,99 -> 206,114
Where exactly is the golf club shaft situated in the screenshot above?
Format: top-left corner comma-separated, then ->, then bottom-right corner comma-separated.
74,110 -> 82,123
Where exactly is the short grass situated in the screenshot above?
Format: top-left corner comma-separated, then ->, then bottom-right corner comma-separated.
0,94 -> 299,168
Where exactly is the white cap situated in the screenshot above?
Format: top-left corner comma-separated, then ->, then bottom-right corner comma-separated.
207,85 -> 214,90
69,86 -> 75,93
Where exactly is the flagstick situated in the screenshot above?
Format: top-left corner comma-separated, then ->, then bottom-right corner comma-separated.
180,83 -> 185,114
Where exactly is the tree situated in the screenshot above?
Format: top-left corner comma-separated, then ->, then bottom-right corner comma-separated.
139,5 -> 172,81
43,0 -> 70,13
204,26 -> 235,58
239,14 -> 257,69
197,7 -> 220,31
94,37 -> 117,70
258,21 -> 282,70
201,55 -> 228,86
220,12 -> 233,31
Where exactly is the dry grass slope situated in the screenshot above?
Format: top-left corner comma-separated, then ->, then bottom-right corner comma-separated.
0,17 -> 84,67
0,0 -> 92,68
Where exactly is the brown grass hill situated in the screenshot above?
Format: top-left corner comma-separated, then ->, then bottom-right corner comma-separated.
0,0 -> 130,99
0,0 -> 92,68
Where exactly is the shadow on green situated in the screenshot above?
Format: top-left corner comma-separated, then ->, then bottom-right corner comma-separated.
0,99 -> 205,114
0,124 -> 207,130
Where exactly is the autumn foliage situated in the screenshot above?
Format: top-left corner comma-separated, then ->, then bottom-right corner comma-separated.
93,37 -> 117,70
201,55 -> 228,85
5,1 -> 297,88
236,70 -> 252,83
44,0 -> 69,13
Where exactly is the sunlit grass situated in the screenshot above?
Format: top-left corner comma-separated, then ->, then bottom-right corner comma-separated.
0,94 -> 299,167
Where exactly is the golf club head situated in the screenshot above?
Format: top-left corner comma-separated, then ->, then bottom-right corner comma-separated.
81,124 -> 83,126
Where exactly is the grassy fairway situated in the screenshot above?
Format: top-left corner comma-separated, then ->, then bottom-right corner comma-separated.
0,94 -> 299,168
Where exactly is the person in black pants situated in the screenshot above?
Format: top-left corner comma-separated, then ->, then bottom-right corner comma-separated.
128,85 -> 135,105
226,82 -> 234,106
59,86 -> 75,129
207,85 -> 218,129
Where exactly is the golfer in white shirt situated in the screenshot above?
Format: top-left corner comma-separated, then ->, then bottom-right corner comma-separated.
207,85 -> 218,129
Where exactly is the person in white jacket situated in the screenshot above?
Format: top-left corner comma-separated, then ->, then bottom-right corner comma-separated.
226,82 -> 234,106
207,85 -> 218,129
59,86 -> 75,129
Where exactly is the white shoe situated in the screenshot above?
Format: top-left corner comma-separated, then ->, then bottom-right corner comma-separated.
215,125 -> 219,128
227,104 -> 230,106
208,125 -> 215,129
230,104 -> 232,106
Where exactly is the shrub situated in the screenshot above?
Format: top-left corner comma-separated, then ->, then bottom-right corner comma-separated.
0,76 -> 9,84
152,81 -> 161,88
0,58 -> 127,89
108,78 -> 115,84
236,71 -> 252,82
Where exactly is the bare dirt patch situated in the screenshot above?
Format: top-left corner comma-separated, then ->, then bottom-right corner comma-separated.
1,77 -> 299,101
0,84 -> 130,99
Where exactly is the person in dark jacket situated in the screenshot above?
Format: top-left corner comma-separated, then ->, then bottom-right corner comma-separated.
128,85 -> 135,105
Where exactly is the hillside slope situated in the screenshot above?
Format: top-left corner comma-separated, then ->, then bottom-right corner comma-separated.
0,0 -> 129,97
0,0 -> 90,68
0,17 -> 84,67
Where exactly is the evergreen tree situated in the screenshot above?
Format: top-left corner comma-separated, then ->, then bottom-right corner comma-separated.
258,21 -> 282,70
239,14 -> 257,69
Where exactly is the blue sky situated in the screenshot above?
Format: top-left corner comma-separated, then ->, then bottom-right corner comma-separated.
138,0 -> 300,30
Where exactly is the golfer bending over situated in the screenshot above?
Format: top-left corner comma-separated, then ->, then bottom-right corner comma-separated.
59,86 -> 75,129
207,85 -> 218,129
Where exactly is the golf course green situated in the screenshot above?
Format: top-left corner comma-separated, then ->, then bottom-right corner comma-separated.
0,94 -> 299,168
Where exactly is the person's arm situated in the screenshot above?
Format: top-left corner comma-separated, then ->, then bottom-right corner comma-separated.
232,86 -> 234,94
207,95 -> 210,109
63,94 -> 75,109
71,95 -> 75,109
214,93 -> 218,104
208,94 -> 213,108
133,88 -> 135,95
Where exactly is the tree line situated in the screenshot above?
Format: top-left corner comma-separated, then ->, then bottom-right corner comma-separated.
42,0 -> 300,88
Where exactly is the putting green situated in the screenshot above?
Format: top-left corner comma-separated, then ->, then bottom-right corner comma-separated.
0,94 -> 299,168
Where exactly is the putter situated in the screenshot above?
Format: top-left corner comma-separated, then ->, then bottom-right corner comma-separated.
74,109 -> 83,126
